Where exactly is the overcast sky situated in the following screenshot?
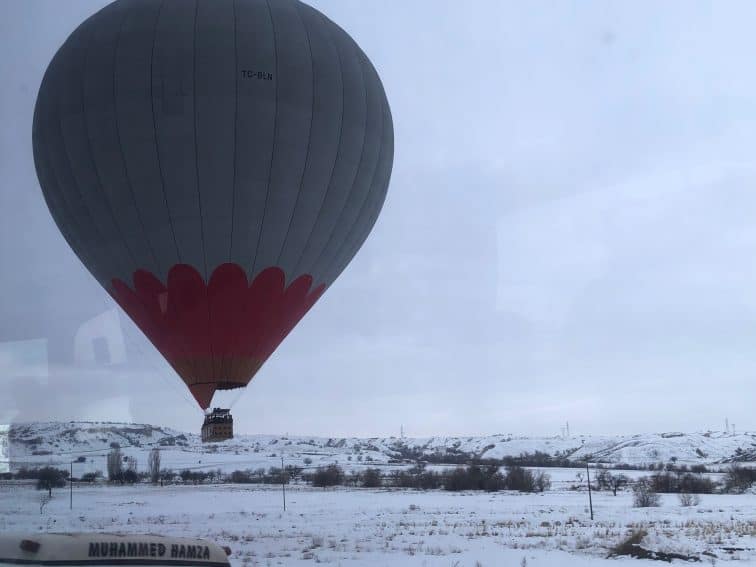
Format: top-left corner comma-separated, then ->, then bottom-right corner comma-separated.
3,1 -> 756,438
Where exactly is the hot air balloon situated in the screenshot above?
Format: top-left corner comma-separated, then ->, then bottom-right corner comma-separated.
32,0 -> 393,440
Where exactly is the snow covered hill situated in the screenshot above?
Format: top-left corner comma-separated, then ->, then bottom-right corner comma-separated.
2,422 -> 755,475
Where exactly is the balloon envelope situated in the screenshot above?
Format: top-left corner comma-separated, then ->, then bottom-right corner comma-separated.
32,0 -> 393,409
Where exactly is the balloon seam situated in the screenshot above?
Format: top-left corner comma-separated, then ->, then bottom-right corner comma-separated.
149,0 -> 182,267
274,0 -> 316,268
250,0 -> 279,279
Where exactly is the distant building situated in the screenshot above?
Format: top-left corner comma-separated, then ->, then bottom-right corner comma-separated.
201,409 -> 233,442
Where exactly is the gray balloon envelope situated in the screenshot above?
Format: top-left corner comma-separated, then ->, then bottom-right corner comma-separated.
32,0 -> 393,409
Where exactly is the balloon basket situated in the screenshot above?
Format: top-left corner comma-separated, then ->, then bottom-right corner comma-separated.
201,408 -> 234,442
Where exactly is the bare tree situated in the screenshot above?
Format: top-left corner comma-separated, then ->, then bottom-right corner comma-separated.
36,467 -> 66,497
595,469 -> 628,496
595,468 -> 611,491
611,474 -> 628,496
607,472 -> 628,496
148,448 -> 161,484
107,445 -> 123,483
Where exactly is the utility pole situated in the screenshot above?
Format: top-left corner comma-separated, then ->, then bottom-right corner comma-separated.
70,461 -> 73,510
586,465 -> 593,520
281,456 -> 286,512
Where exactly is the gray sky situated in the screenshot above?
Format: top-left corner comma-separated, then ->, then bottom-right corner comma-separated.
2,0 -> 756,437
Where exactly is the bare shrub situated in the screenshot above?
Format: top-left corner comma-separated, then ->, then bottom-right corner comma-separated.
678,492 -> 700,507
677,473 -> 716,494
505,466 -> 536,492
608,529 -> 647,558
724,465 -> 756,494
632,478 -> 661,507
391,464 -> 442,490
312,464 -> 344,488
608,528 -> 700,562
442,464 -> 505,491
361,468 -> 382,488
80,471 -> 101,483
533,471 -> 551,492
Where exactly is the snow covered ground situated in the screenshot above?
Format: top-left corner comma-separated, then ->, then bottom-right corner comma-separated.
2,480 -> 756,566
3,423 -> 756,565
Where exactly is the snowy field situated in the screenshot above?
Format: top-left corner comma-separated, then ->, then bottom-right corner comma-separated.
2,481 -> 756,566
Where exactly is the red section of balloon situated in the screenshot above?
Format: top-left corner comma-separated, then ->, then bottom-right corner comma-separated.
110,264 -> 325,408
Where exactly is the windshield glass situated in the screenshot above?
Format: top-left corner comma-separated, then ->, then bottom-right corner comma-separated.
2,1 -> 756,565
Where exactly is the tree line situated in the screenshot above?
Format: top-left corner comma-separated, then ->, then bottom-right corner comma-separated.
8,443 -> 754,499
